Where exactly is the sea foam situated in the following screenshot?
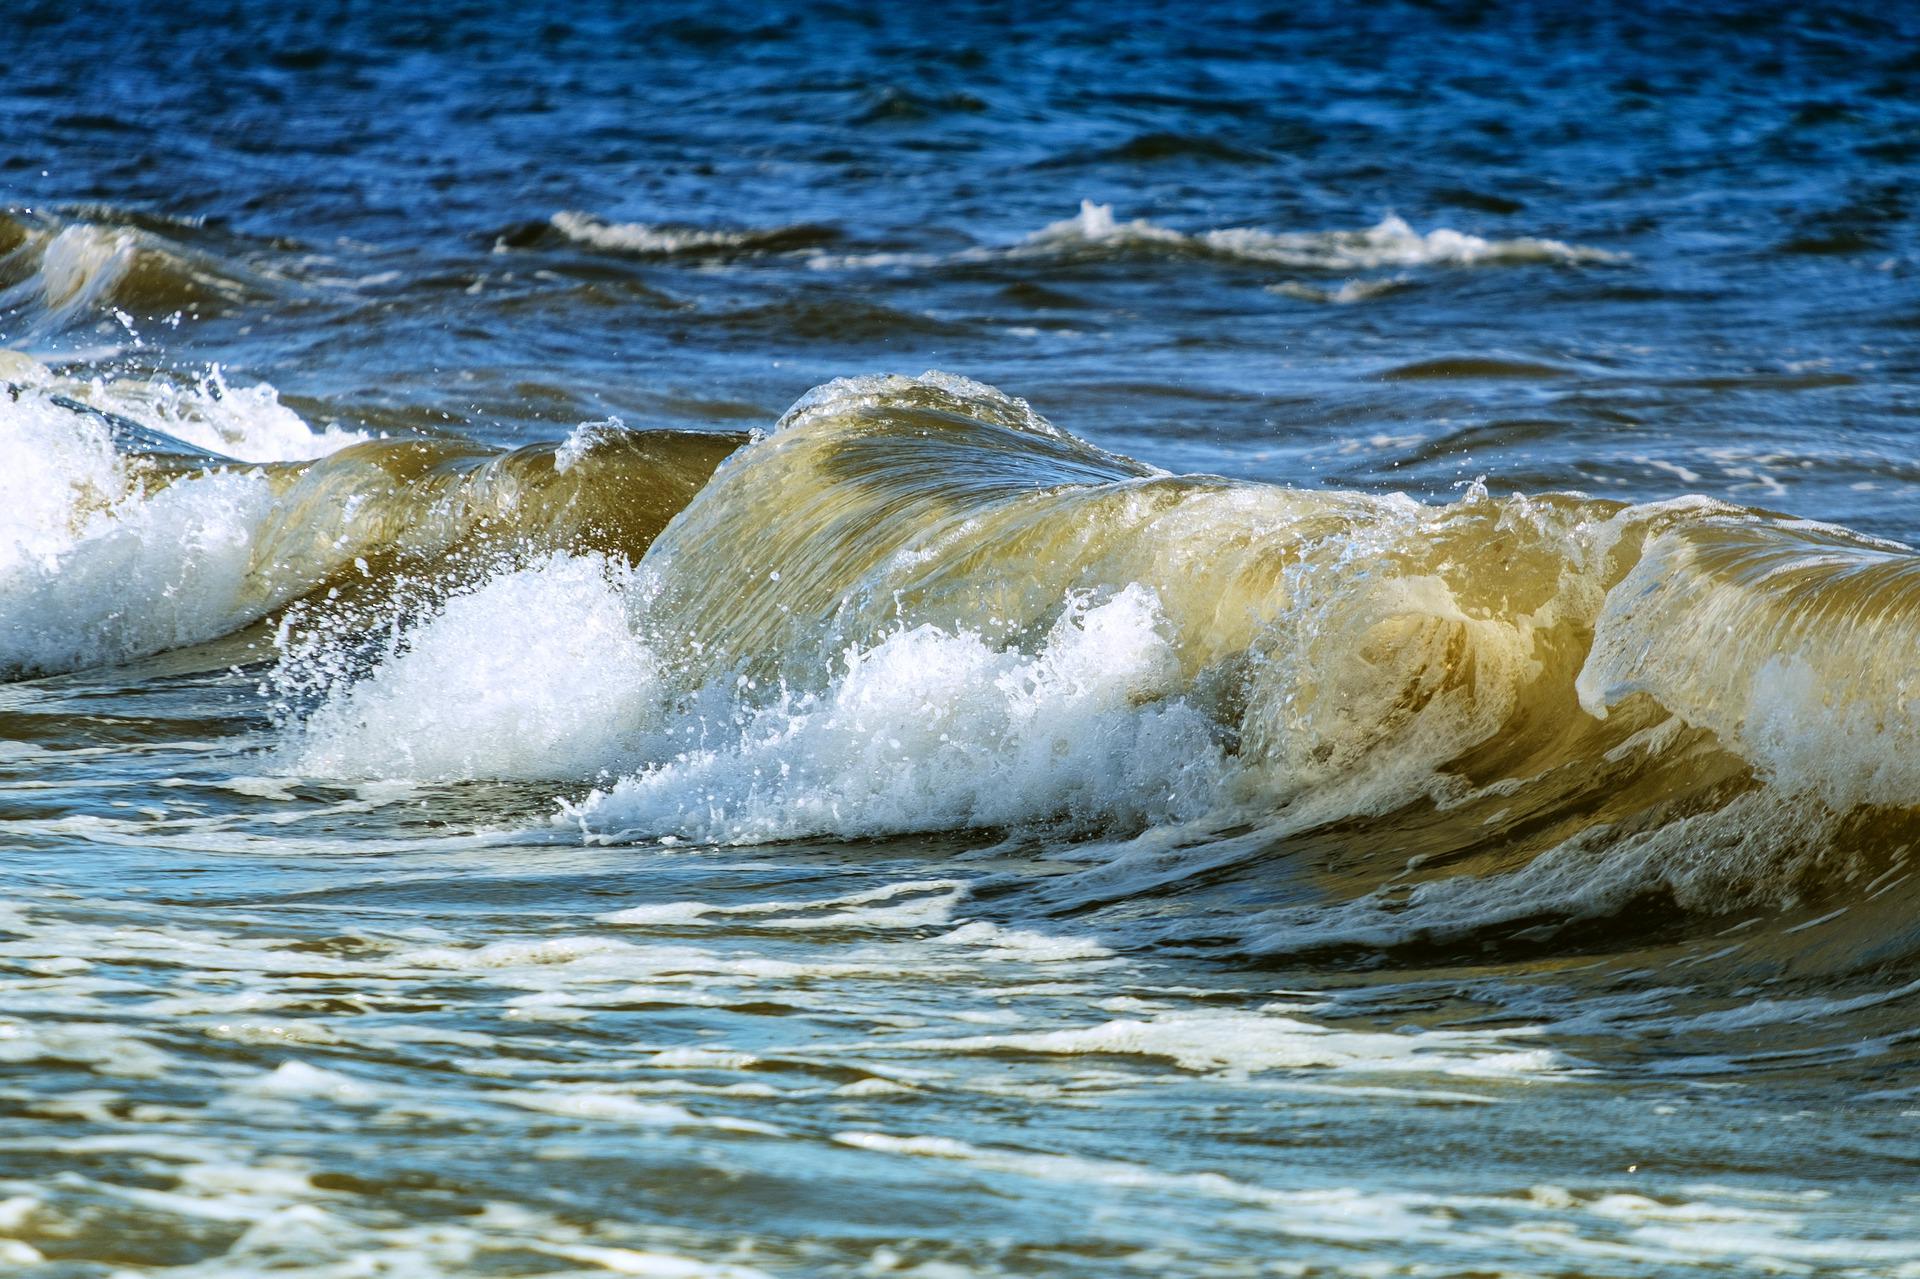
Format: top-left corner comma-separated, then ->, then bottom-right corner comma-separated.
0,356 -> 363,675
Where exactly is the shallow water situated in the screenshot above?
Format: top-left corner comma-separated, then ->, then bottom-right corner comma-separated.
4,3 -> 1920,1276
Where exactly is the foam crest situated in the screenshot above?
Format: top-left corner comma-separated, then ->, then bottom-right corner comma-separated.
1021,200 -> 1622,269
544,211 -> 829,259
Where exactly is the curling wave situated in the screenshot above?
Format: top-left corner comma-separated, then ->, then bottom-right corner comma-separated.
268,372 -> 1920,964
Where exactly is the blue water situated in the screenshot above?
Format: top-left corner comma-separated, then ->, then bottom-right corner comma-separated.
3,3 -> 1920,1275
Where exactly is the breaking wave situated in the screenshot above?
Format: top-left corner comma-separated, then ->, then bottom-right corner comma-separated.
804,201 -> 1621,274
520,211 -> 840,259
250,372 -> 1920,964
517,202 -> 1619,281
0,355 -> 734,677
7,362 -> 1912,962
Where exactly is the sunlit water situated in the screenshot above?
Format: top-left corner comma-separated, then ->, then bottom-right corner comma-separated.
4,4 -> 1920,1276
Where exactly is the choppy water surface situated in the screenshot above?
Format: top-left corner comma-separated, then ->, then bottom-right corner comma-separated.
5,3 -> 1920,1275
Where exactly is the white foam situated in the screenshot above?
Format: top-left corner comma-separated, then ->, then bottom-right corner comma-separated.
0,355 -> 365,674
286,553 -> 1230,838
0,1019 -> 177,1078
894,1008 -> 1562,1080
0,464 -> 277,676
0,362 -> 125,575
929,921 -> 1115,962
555,416 -> 627,473
548,211 -> 787,256
73,364 -> 365,462
567,585 -> 1225,843
291,552 -> 664,782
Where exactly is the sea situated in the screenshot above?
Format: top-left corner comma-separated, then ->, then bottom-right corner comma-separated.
3,2 -> 1919,1275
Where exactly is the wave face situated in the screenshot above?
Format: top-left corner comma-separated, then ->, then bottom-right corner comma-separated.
271,374 -> 1920,969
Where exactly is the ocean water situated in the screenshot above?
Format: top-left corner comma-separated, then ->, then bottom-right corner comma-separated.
4,2 -> 1920,1275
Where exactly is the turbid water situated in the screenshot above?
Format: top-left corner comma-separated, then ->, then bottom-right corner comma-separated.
4,2 -> 1920,1275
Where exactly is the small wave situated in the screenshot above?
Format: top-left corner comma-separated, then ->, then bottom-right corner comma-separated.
0,210 -> 276,340
531,211 -> 840,259
1014,201 -> 1624,270
810,202 -> 1623,276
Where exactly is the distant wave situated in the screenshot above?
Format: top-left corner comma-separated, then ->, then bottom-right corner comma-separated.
0,209 -> 285,340
528,211 -> 840,259
1015,201 -> 1624,269
519,203 -> 1620,284
806,201 -> 1623,277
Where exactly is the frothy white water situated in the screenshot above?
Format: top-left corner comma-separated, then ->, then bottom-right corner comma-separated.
0,467 -> 277,676
0,367 -> 125,576
291,553 -> 665,782
74,364 -> 364,463
0,355 -> 364,675
570,584 -> 1225,844
290,555 -> 1227,840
